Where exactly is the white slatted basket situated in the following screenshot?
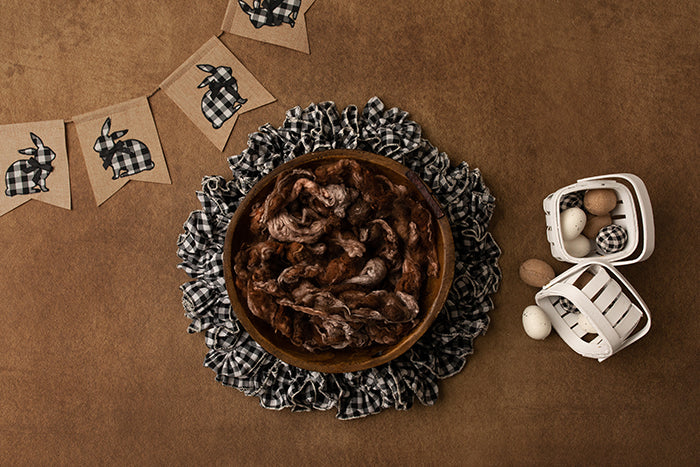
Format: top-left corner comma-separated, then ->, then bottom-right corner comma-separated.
543,173 -> 655,265
535,260 -> 651,361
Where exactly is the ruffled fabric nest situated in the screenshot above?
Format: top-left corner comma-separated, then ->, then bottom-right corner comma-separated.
177,97 -> 501,419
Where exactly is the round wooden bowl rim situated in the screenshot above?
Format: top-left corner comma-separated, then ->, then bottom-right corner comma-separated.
223,149 -> 455,373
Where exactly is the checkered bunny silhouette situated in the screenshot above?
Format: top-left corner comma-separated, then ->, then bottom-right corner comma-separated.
4,132 -> 55,197
238,0 -> 301,28
197,64 -> 248,130
93,117 -> 154,180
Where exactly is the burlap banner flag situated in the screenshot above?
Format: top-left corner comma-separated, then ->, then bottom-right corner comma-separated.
0,120 -> 70,217
222,0 -> 316,54
73,97 -> 170,206
161,36 -> 275,151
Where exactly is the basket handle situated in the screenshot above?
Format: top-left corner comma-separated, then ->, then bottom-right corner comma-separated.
603,264 -> 653,354
536,282 -> 615,360
578,173 -> 655,264
539,283 -> 623,349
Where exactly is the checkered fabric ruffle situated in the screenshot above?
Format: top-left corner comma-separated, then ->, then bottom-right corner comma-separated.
177,97 -> 502,419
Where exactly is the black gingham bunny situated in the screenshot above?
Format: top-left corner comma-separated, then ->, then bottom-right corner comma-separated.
197,64 -> 248,130
238,0 -> 300,28
4,132 -> 55,197
93,117 -> 154,180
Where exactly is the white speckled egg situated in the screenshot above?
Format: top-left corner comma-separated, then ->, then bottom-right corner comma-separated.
560,207 -> 587,241
564,234 -> 592,257
577,313 -> 597,334
522,305 -> 552,340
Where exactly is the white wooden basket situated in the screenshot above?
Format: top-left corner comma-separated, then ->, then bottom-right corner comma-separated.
535,260 -> 651,361
543,173 -> 655,266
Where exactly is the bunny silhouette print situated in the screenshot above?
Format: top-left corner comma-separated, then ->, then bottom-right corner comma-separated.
93,117 -> 154,180
238,0 -> 301,28
197,64 -> 248,130
4,132 -> 55,197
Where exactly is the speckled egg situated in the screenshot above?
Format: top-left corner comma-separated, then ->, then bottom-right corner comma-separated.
582,214 -> 612,239
564,234 -> 592,257
584,189 -> 618,215
522,305 -> 552,340
560,207 -> 587,241
519,258 -> 556,288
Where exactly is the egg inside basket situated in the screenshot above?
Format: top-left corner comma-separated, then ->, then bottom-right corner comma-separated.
223,149 -> 455,373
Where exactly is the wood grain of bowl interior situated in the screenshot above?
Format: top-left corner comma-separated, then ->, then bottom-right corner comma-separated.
223,149 -> 455,373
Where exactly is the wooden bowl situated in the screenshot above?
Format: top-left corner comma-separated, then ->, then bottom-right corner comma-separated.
223,149 -> 455,373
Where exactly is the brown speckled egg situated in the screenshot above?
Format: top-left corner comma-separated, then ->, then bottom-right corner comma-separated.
584,189 -> 618,215
582,214 -> 612,239
519,259 -> 556,288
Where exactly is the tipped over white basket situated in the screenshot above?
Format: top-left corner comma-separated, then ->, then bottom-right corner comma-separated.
535,260 -> 651,361
543,173 -> 655,266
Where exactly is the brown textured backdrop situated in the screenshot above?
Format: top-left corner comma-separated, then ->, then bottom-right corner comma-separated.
0,1 -> 698,465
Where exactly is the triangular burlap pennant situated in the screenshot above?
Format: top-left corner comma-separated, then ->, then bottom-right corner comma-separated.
161,36 -> 275,151
73,96 -> 170,206
0,120 -> 70,216
222,0 -> 316,54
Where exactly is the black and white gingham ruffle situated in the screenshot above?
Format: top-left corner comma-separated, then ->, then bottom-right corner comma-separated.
177,97 -> 502,419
